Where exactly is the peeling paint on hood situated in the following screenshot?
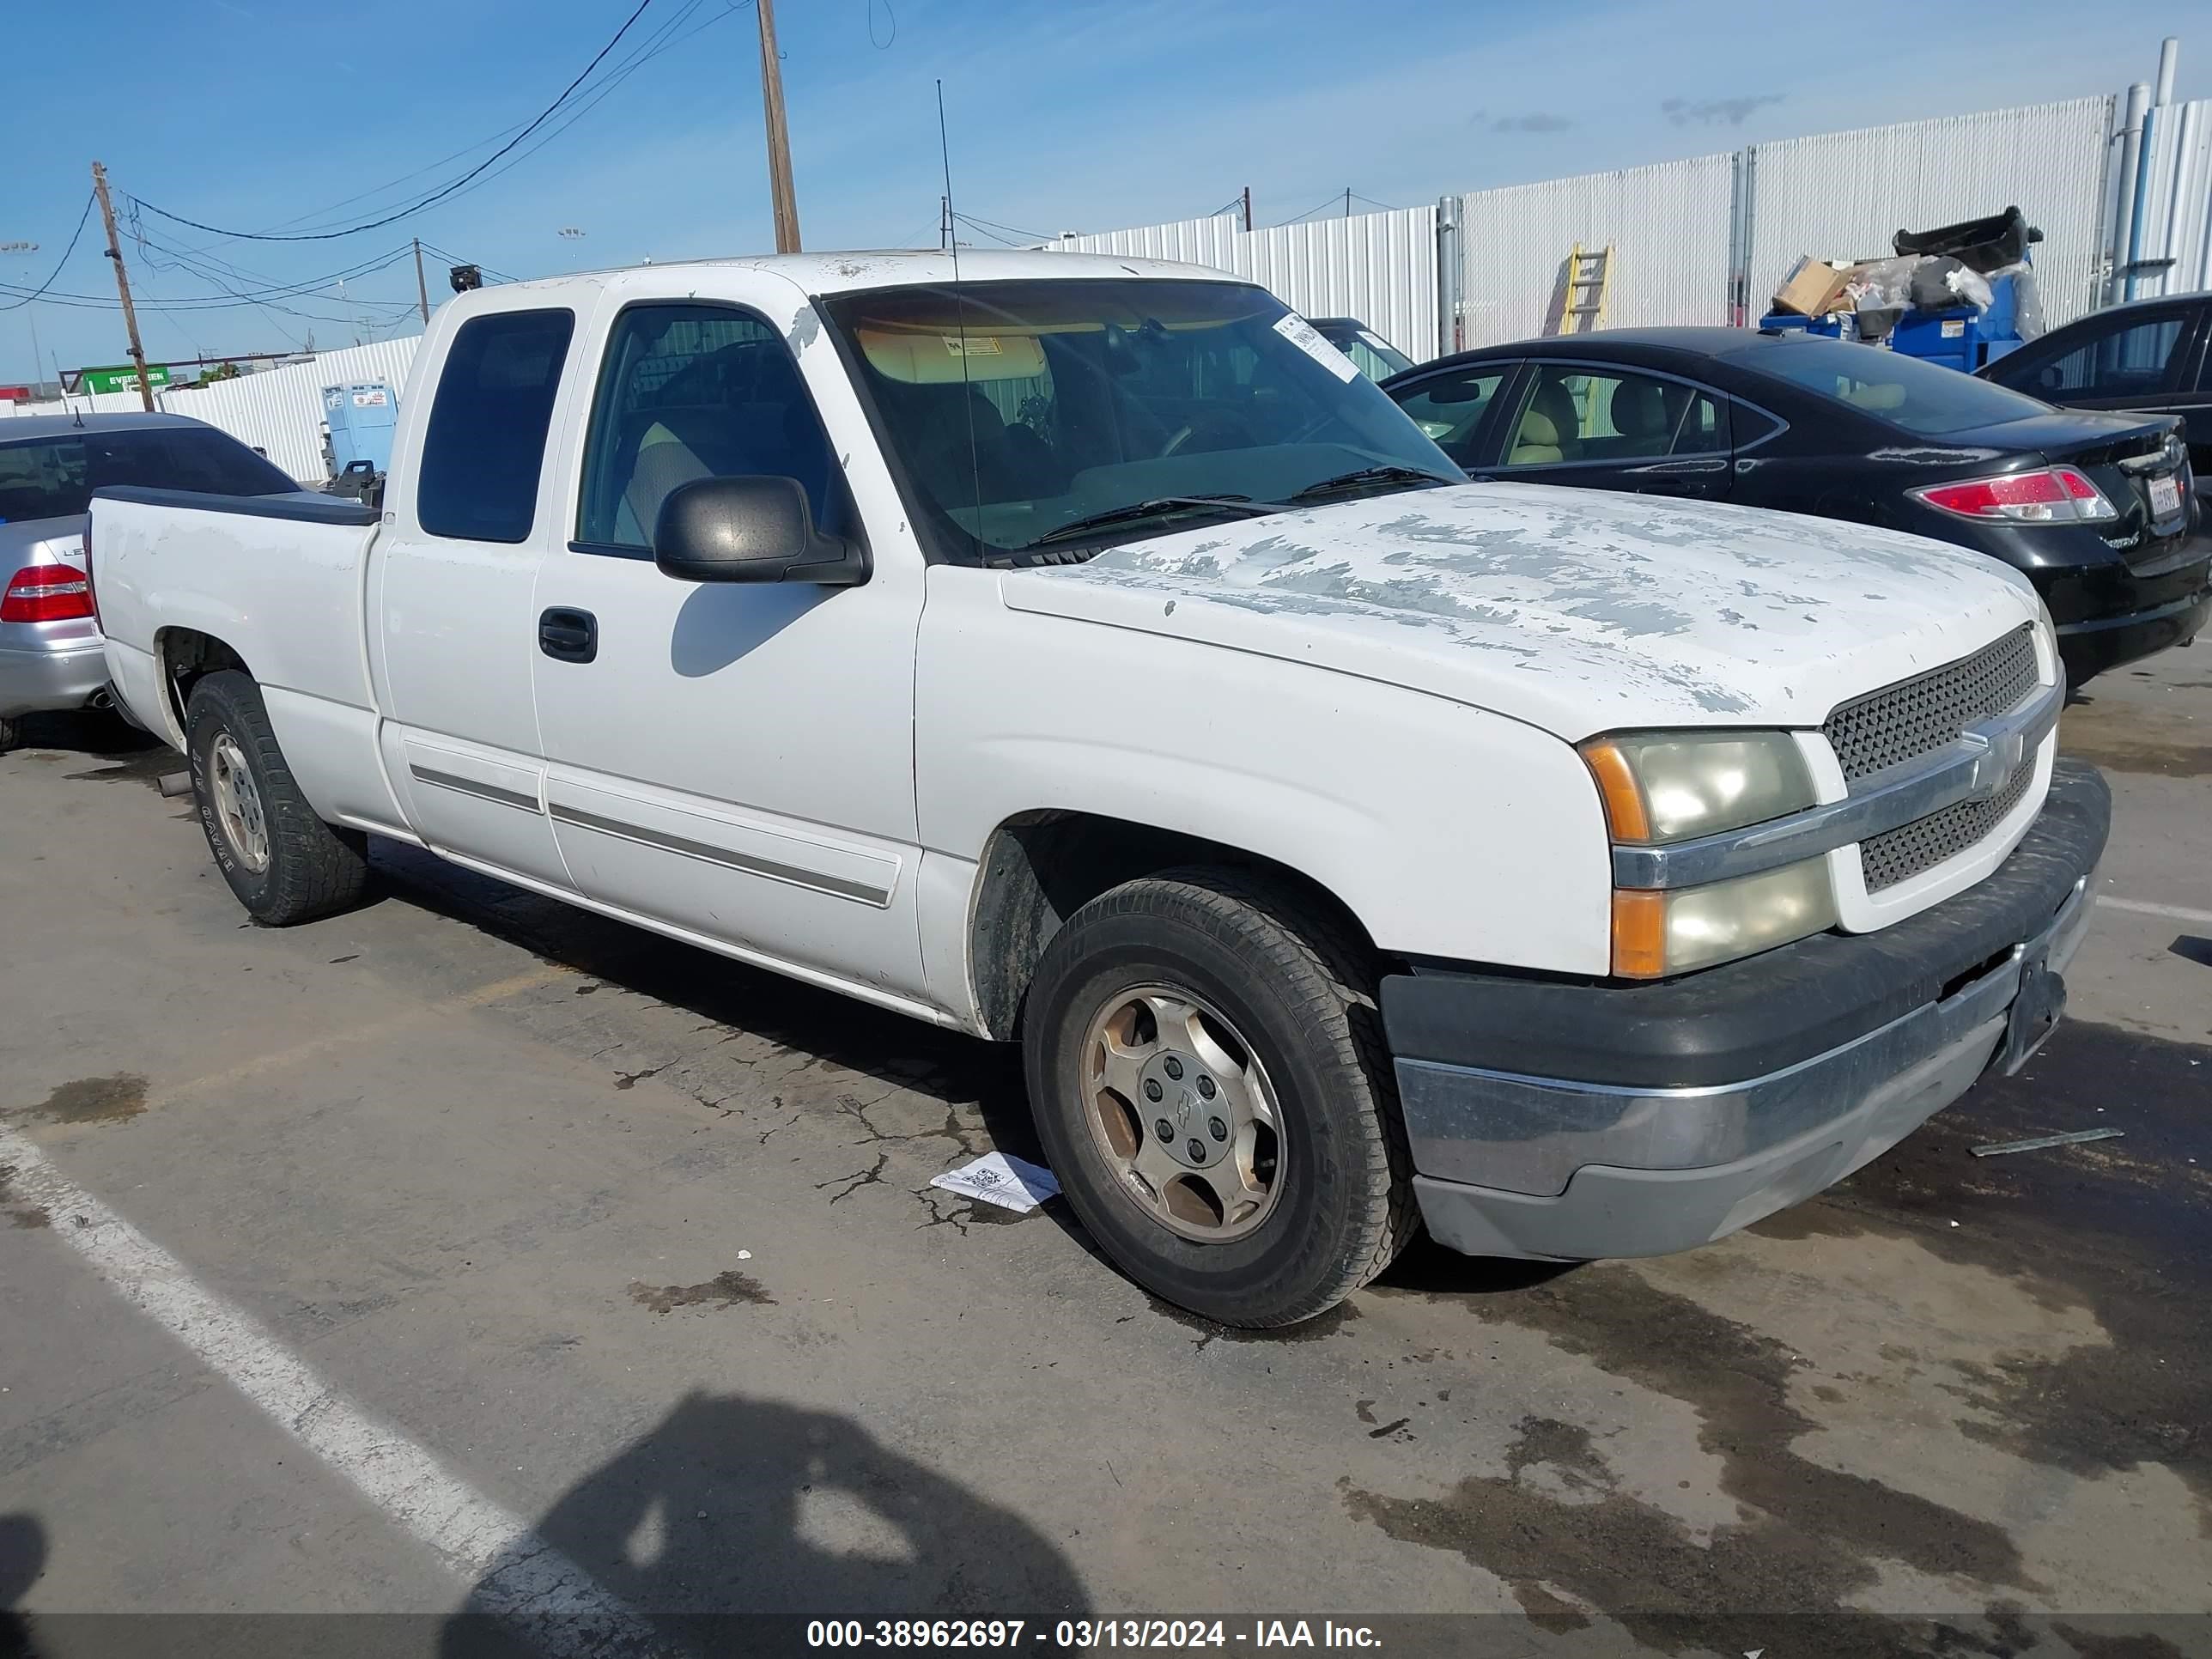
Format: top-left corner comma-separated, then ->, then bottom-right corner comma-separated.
1000,483 -> 2043,739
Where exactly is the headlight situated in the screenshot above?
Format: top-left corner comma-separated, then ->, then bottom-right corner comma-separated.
1610,860 -> 1838,977
1581,730 -> 1817,843
1582,729 -> 1832,977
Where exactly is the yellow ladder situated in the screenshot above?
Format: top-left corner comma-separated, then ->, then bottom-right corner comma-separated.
1557,243 -> 1613,335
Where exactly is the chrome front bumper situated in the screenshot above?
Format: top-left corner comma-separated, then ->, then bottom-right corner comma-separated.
1394,766 -> 2108,1263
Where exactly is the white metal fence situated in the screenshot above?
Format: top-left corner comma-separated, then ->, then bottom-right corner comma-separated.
1050,205 -> 1442,358
1745,96 -> 2118,329
1,337 -> 424,487
1055,91 -> 2179,368
1454,154 -> 1737,349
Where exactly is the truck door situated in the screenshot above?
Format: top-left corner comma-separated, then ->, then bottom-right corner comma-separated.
368,305 -> 583,891
528,295 -> 927,1000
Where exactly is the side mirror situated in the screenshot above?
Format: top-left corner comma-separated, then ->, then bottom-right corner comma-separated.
653,476 -> 869,586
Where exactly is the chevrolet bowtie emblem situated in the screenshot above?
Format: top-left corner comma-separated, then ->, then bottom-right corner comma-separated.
1961,722 -> 2027,798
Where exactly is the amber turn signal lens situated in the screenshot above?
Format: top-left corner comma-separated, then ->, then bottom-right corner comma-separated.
1581,739 -> 1652,844
1610,889 -> 1669,979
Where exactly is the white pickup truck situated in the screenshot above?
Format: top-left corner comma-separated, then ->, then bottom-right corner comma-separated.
91,251 -> 2108,1327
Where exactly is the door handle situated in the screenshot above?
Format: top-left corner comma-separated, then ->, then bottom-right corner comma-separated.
538,607 -> 598,664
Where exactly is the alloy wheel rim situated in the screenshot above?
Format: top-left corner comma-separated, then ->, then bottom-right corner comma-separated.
209,734 -> 271,873
1079,984 -> 1284,1243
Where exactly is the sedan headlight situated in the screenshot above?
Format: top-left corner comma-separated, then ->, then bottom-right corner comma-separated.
1581,729 -> 1834,978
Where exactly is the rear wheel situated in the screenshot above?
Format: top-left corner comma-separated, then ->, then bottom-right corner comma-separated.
185,670 -> 368,925
1024,868 -> 1413,1328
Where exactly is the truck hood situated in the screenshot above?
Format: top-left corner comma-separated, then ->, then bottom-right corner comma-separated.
999,483 -> 2044,740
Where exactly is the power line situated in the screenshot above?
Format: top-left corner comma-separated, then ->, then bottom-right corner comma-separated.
1347,191 -> 1401,213
0,194 -> 95,312
953,211 -> 1051,245
1264,194 -> 1342,229
128,0 -> 660,242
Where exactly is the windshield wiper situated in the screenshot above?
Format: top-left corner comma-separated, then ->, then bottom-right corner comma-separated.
1024,495 -> 1275,550
1281,465 -> 1459,504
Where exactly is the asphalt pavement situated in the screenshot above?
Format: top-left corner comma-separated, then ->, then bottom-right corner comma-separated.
1,647 -> 2206,1659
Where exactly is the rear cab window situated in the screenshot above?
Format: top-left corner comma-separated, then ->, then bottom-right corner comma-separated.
416,308 -> 577,543
1741,337 -> 2052,435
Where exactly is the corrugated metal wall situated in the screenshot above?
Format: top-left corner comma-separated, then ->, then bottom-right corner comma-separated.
1048,215 -> 1242,268
2129,97 -> 2212,300
1243,208 -> 1439,359
1745,96 -> 2118,327
160,337 -> 423,483
1049,207 -> 1441,359
1455,155 -> 1737,348
1,337 -> 423,486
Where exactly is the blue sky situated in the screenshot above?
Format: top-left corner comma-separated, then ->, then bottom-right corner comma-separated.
1,0 -> 2191,380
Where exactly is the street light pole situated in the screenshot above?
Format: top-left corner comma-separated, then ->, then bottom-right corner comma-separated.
756,0 -> 801,252
1,240 -> 39,396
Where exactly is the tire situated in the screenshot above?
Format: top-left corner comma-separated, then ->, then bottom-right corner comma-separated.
1023,867 -> 1413,1328
185,670 -> 368,926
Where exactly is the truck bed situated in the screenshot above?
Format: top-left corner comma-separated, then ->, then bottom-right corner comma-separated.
91,485 -> 383,796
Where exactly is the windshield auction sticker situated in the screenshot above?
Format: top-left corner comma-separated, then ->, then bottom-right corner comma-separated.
1273,313 -> 1360,382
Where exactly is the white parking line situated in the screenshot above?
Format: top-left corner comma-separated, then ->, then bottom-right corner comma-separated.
2097,895 -> 2212,927
0,1125 -> 663,1657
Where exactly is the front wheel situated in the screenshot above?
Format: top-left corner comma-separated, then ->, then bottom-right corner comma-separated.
1023,869 -> 1413,1328
185,670 -> 368,926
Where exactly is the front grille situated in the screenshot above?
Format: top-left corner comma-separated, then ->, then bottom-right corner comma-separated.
1857,758 -> 2036,891
1823,626 -> 2039,782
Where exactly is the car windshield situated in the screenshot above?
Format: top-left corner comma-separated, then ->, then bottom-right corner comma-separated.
0,427 -> 296,524
1740,337 -> 2056,436
819,279 -> 1457,562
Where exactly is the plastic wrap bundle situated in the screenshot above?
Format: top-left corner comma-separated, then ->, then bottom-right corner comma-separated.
1986,262 -> 2045,338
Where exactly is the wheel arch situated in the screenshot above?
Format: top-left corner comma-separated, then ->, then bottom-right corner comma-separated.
965,809 -> 1382,1042
155,627 -> 253,744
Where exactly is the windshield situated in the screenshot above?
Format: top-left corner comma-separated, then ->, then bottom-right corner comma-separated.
0,426 -> 296,525
819,279 -> 1456,562
1741,337 -> 2057,436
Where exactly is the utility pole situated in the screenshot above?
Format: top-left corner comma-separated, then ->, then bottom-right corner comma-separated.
755,0 -> 801,252
1344,188 -> 1352,220
939,195 -> 950,251
1241,186 -> 1252,234
91,162 -> 155,411
413,238 -> 430,325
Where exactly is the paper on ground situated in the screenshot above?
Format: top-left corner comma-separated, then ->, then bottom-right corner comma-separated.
930,1152 -> 1060,1213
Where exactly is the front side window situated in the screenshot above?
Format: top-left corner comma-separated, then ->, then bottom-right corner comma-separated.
819,279 -> 1457,563
1389,369 -> 1506,465
0,428 -> 294,525
575,304 -> 843,553
1496,366 -> 1727,466
417,308 -> 575,544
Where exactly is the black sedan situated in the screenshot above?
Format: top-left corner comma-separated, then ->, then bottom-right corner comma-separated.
1979,292 -> 2212,509
1381,328 -> 2208,684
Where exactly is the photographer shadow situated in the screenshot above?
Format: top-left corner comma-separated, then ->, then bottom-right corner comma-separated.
441,1392 -> 1089,1656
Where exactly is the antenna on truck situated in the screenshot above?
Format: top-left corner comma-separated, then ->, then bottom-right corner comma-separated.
936,77 -> 985,559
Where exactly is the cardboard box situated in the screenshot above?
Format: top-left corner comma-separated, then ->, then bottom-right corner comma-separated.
1771,256 -> 1846,318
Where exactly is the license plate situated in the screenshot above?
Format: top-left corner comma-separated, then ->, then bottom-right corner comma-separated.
2149,473 -> 2182,518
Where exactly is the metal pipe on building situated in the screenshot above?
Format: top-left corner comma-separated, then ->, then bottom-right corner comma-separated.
2112,82 -> 2149,304
2154,37 -> 2179,107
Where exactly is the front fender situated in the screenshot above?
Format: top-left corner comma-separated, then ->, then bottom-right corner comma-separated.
916,568 -> 1613,975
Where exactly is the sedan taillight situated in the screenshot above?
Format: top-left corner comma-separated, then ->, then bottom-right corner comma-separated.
1912,466 -> 2118,525
1,563 -> 95,623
